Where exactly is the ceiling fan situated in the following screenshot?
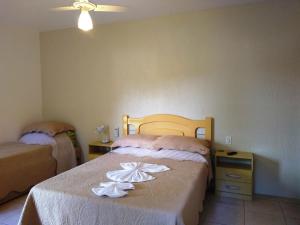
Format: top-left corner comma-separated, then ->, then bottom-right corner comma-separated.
52,0 -> 126,31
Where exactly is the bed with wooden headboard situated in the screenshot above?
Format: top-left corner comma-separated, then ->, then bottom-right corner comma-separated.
123,114 -> 213,140
19,114 -> 213,225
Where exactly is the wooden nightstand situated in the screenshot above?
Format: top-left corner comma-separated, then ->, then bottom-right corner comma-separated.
215,150 -> 254,200
88,141 -> 114,161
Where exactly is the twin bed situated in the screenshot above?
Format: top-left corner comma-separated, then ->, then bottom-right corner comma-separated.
0,124 -> 79,204
18,114 -> 213,225
0,143 -> 56,204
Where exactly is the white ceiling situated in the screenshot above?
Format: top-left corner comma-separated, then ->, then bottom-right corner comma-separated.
0,0 -> 269,31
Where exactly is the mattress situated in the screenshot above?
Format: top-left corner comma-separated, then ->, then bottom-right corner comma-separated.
18,152 -> 209,225
0,143 -> 56,201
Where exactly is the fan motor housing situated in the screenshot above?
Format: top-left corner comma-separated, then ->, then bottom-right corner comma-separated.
73,1 -> 96,11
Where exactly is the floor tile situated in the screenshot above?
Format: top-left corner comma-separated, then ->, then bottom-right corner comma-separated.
281,202 -> 300,220
286,218 -> 300,225
0,196 -> 26,224
245,210 -> 285,225
0,206 -> 23,225
2,214 -> 20,225
245,197 -> 281,215
209,195 -> 244,207
200,221 -> 224,225
203,202 -> 244,225
278,197 -> 300,205
0,204 -> 20,221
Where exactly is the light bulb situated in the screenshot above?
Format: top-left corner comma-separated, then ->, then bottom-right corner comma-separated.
78,10 -> 93,31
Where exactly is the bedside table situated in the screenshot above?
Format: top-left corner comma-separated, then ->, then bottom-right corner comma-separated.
215,150 -> 254,200
88,141 -> 114,161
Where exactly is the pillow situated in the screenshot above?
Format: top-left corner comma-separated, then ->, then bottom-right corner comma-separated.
22,121 -> 75,137
19,133 -> 56,145
151,135 -> 210,155
112,134 -> 159,149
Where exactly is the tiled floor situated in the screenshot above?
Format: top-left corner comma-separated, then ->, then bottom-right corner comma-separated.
0,196 -> 26,225
0,194 -> 299,225
200,194 -> 300,225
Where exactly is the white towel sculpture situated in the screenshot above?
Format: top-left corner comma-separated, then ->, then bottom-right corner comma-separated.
92,182 -> 135,198
92,162 -> 170,198
106,162 -> 170,183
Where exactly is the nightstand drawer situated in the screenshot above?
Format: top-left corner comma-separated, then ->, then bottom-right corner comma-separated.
216,168 -> 252,183
216,180 -> 252,195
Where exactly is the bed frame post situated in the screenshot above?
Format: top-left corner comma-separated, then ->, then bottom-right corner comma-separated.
204,117 -> 213,143
123,115 -> 129,136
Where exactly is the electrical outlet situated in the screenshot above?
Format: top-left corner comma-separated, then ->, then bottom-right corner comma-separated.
225,136 -> 232,145
113,128 -> 120,138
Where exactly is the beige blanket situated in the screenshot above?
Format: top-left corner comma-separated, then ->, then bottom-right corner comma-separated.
0,143 -> 56,200
0,133 -> 77,201
19,153 -> 209,225
52,133 -> 77,174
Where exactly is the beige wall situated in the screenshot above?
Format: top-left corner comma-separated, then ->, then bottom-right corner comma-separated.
0,26 -> 42,143
40,1 -> 300,198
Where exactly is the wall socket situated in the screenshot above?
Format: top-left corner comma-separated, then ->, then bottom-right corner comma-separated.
225,136 -> 232,145
113,128 -> 120,138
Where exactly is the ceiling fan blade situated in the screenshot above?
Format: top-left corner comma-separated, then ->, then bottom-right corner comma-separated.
51,6 -> 79,11
94,5 -> 126,12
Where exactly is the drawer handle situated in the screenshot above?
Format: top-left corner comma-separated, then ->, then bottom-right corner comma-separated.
225,173 -> 241,179
225,185 -> 240,190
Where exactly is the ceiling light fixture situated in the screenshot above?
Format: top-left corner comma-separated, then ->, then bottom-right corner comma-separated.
52,0 -> 126,32
78,10 -> 93,31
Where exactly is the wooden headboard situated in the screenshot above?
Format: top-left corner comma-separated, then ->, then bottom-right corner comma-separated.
123,114 -> 213,142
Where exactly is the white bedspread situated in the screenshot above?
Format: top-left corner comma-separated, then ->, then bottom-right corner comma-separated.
112,147 -> 208,164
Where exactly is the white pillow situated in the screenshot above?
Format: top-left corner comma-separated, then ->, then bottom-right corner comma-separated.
19,133 -> 56,145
